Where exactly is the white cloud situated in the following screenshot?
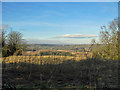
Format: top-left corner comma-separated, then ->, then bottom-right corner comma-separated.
55,34 -> 97,38
26,37 -> 99,44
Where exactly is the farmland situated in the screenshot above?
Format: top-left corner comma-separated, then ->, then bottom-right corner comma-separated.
2,44 -> 118,89
2,44 -> 92,64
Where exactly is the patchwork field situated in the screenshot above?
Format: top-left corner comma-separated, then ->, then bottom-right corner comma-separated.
3,51 -> 92,64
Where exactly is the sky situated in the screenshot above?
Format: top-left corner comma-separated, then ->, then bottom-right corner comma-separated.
2,0 -> 120,2
2,2 -> 118,44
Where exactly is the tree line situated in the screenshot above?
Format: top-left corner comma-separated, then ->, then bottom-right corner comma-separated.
39,51 -> 74,56
1,30 -> 26,57
91,18 -> 119,60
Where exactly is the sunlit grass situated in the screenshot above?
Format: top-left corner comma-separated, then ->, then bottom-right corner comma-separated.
2,54 -> 90,64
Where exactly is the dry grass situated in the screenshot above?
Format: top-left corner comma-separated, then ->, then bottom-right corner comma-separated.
3,50 -> 118,89
2,55 -> 88,64
3,50 -> 92,64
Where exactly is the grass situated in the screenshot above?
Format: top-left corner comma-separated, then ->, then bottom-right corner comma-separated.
2,56 -> 118,89
2,55 -> 87,65
2,50 -> 118,89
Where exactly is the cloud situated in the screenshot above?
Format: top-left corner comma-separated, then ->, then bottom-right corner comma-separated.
26,37 -> 99,44
55,34 -> 97,38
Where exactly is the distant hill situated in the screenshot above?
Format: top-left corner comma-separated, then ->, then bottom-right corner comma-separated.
25,44 -> 92,51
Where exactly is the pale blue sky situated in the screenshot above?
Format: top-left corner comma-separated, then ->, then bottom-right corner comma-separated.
2,2 -> 118,44
2,0 -> 120,2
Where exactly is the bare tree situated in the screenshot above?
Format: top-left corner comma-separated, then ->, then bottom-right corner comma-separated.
7,30 -> 26,56
92,18 -> 119,60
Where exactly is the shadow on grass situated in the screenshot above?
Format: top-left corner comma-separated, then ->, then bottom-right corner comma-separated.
2,58 -> 118,89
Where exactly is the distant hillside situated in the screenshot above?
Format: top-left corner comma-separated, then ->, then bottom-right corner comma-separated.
25,44 -> 91,52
